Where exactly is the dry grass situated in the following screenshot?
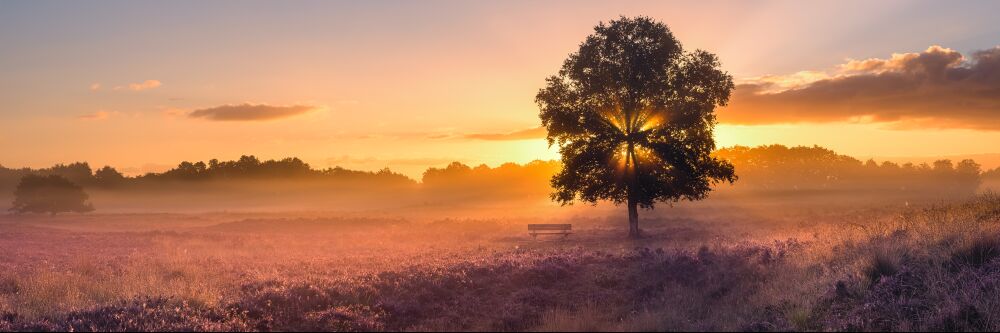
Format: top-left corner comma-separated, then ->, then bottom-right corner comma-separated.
0,193 -> 996,331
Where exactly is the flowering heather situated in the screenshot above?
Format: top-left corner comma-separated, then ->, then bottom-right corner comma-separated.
0,194 -> 997,331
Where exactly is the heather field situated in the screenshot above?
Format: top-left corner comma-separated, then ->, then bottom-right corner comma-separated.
6,1 -> 1000,332
0,193 -> 997,331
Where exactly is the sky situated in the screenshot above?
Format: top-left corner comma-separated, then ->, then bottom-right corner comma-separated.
2,0 -> 1000,178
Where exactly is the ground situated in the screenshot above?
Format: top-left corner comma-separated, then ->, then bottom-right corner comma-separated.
0,194 -> 998,331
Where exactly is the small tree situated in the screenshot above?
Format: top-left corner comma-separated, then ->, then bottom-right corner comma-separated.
9,174 -> 94,215
94,165 -> 126,187
537,17 -> 736,238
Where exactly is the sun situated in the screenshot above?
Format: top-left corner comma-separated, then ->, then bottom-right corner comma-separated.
604,106 -> 666,177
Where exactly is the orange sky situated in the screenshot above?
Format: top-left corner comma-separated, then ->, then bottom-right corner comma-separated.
2,1 -> 1000,178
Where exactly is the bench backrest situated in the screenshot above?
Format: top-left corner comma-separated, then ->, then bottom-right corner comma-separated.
528,224 -> 572,231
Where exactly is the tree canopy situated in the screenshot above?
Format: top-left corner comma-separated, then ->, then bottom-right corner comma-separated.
536,16 -> 736,237
10,174 -> 94,215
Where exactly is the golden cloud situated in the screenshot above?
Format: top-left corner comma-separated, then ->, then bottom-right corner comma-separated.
463,126 -> 547,140
188,103 -> 319,121
722,45 -> 1000,130
78,110 -> 116,120
112,79 -> 161,91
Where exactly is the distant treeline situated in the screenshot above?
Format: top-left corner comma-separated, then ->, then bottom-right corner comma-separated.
0,155 -> 414,190
2,146 -> 998,198
715,145 -> 988,195
421,160 -> 561,200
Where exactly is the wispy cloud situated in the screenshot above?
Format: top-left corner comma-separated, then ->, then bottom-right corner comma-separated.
723,45 -> 1000,130
462,126 -> 547,141
187,103 -> 319,121
110,79 -> 162,91
78,110 -> 118,120
326,155 -> 459,167
92,80 -> 162,92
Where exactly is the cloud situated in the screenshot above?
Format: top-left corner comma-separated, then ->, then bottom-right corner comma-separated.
387,157 -> 462,166
736,70 -> 831,94
159,106 -> 188,117
326,155 -> 379,165
105,80 -> 163,91
187,103 -> 319,121
426,133 -> 454,140
838,45 -> 964,75
127,79 -> 161,91
463,126 -> 547,140
326,155 -> 458,167
78,110 -> 116,120
90,80 -> 160,91
722,45 -> 1000,130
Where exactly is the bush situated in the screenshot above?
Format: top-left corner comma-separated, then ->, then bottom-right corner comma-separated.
9,174 -> 94,215
864,251 -> 901,285
952,234 -> 1000,269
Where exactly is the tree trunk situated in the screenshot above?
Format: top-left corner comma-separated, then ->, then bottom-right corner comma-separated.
626,142 -> 641,239
627,196 -> 640,238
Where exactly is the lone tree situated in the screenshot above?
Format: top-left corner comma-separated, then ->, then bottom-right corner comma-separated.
10,174 -> 94,215
537,17 -> 736,238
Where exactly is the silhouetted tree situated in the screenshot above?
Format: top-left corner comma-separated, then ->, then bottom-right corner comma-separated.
94,166 -> 126,187
934,159 -> 955,172
46,162 -> 95,185
955,159 -> 982,189
881,161 -> 900,170
984,167 -> 1000,179
421,161 -> 561,201
537,16 -> 736,238
956,159 -> 981,175
9,174 -> 94,215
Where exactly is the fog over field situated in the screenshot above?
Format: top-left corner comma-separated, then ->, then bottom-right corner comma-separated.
2,191 -> 1000,331
1,144 -> 1000,331
3,144 -> 995,213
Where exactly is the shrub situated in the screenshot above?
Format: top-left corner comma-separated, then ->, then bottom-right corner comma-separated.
952,234 -> 1000,269
863,246 -> 904,286
9,175 -> 94,215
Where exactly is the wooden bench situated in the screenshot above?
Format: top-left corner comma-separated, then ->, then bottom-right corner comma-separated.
528,224 -> 572,238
